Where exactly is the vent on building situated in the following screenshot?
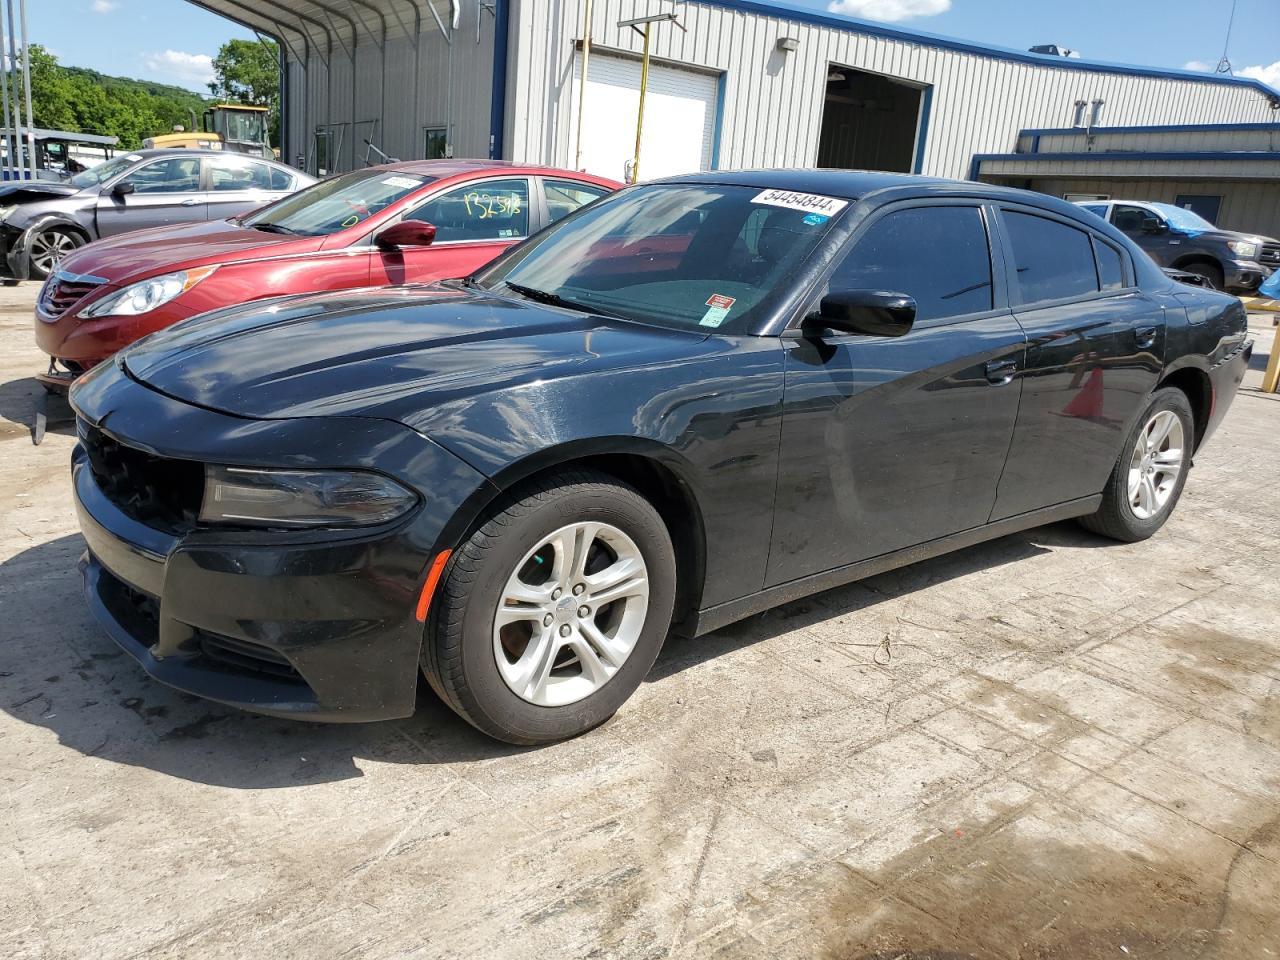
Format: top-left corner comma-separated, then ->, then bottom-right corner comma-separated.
1031,44 -> 1081,59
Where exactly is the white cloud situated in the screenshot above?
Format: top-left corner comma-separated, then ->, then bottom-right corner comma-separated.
1239,60 -> 1280,88
142,49 -> 215,89
826,0 -> 950,21
92,0 -> 118,12
1182,60 -> 1213,72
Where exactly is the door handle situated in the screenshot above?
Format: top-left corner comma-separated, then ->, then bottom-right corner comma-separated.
180,198 -> 202,206
984,357 -> 1018,384
1134,325 -> 1158,349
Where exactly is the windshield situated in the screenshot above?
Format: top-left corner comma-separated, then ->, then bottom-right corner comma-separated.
476,183 -> 847,333
1148,202 -> 1216,232
221,111 -> 266,142
240,169 -> 433,236
70,154 -> 138,189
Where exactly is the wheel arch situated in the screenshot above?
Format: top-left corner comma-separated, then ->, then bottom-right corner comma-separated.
1155,362 -> 1213,451
469,439 -> 709,636
1168,254 -> 1224,279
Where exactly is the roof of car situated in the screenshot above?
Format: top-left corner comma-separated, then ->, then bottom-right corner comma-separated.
653,168 -> 1098,211
122,147 -> 295,167
375,159 -> 599,178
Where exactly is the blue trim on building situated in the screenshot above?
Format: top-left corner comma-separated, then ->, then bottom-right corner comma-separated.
710,71 -> 727,170
696,0 -> 1280,101
911,84 -> 932,174
488,0 -> 510,160
975,150 -> 1280,164
971,149 -> 1280,179
1020,122 -> 1280,138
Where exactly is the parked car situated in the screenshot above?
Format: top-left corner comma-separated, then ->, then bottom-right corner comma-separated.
1,148 -> 312,282
1075,199 -> 1278,292
69,171 -> 1251,744
34,160 -> 618,388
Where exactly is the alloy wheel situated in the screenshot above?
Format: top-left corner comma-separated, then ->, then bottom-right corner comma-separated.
493,521 -> 649,707
30,230 -> 78,276
1127,409 -> 1185,520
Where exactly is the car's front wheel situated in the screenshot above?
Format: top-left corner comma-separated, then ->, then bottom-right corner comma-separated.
422,469 -> 676,744
1079,387 -> 1194,542
28,227 -> 85,280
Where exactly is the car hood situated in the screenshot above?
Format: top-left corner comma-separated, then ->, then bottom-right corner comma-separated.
120,282 -> 711,426
0,181 -> 79,203
58,219 -> 321,284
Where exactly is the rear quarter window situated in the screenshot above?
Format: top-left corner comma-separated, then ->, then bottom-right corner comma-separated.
1094,238 -> 1127,291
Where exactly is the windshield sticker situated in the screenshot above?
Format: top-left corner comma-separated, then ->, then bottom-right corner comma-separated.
381,175 -> 422,189
802,213 -> 829,226
751,189 -> 848,217
700,294 -> 736,328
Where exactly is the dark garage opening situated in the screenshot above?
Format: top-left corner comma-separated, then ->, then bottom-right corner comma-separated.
818,65 -> 925,173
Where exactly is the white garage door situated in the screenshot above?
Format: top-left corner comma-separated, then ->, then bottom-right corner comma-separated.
568,52 -> 718,183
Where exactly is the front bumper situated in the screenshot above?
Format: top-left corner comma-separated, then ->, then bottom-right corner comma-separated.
69,368 -> 492,722
1224,259 -> 1270,293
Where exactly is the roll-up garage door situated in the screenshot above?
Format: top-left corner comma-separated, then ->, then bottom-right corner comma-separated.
568,52 -> 719,182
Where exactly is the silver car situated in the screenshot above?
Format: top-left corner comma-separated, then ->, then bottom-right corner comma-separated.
0,148 -> 314,280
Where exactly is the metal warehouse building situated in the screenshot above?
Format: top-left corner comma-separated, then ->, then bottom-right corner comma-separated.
191,0 -> 1280,231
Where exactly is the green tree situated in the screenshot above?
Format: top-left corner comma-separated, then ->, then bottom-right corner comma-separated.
209,38 -> 280,143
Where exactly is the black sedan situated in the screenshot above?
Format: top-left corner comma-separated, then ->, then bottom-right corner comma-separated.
68,171 -> 1252,744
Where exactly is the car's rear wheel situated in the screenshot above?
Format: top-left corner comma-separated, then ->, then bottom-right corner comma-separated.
1079,387 -> 1194,542
1179,260 -> 1223,291
422,469 -> 676,744
28,227 -> 85,280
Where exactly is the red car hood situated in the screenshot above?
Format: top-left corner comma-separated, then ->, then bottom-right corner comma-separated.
58,220 -> 322,285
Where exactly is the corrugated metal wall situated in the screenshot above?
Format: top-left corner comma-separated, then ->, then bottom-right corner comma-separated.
503,0 -> 1275,179
279,1 -> 498,174
1013,176 -> 1280,238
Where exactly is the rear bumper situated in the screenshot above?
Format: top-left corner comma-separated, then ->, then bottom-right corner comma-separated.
1200,338 -> 1251,449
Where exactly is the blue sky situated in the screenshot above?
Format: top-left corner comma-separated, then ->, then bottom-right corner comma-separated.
27,0 -> 1280,93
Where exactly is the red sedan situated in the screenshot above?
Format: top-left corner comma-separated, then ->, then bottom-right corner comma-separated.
34,160 -> 619,386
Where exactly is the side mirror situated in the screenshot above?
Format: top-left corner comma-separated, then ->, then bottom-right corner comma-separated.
377,219 -> 437,249
1141,216 -> 1166,235
804,290 -> 916,338
111,181 -> 135,197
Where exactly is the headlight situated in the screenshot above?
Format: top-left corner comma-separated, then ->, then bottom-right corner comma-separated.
1227,239 -> 1261,259
199,465 -> 418,528
80,266 -> 217,318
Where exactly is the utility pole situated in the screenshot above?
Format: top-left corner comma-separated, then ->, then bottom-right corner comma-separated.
618,11 -> 683,184
18,0 -> 34,181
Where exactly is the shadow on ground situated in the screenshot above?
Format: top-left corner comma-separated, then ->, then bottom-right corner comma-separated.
0,522 -> 1108,789
0,375 -> 76,442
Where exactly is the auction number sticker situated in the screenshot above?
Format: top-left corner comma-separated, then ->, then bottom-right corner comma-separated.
700,293 -> 736,328
382,175 -> 422,190
751,189 -> 848,217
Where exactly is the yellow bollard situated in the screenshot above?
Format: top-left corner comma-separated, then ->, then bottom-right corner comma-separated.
1263,336 -> 1280,393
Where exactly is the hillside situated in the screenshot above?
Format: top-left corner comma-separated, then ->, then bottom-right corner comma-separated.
23,44 -> 214,149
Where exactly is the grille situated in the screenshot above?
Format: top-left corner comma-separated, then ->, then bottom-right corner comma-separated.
1260,243 -> 1280,268
38,270 -> 106,321
78,419 -> 204,534
197,632 -> 306,683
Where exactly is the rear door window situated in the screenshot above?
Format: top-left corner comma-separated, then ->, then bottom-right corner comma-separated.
828,205 -> 994,322
1094,238 -> 1127,292
1002,210 -> 1099,305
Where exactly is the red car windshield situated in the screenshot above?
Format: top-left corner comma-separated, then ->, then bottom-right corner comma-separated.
240,170 -> 434,237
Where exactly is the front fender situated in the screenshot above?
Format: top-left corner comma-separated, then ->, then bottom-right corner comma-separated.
6,212 -> 93,280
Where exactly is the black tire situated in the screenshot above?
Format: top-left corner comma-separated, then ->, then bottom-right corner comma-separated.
422,469 -> 676,745
1079,387 -> 1194,542
28,227 -> 86,281
1179,261 -> 1223,291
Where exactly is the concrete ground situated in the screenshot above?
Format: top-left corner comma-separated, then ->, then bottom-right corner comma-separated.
2,281 -> 1279,960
